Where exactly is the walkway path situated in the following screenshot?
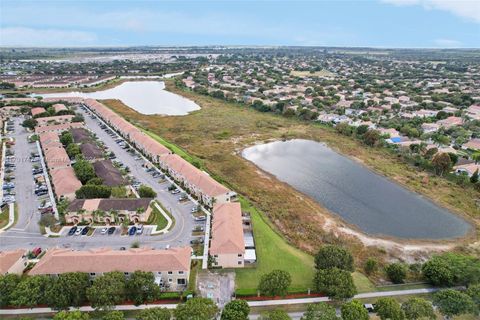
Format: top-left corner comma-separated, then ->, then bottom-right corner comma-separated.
0,287 -> 443,316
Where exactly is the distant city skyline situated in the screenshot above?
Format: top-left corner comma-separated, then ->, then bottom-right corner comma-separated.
0,0 -> 479,48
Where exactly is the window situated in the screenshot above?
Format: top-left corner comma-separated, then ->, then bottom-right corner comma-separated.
238,254 -> 242,257
124,272 -> 129,276
178,271 -> 184,275
168,271 -> 173,275
168,278 -> 173,283
157,272 -> 162,275
238,261 -> 242,265
214,255 -> 218,258
90,273 -> 96,276
177,278 -> 186,285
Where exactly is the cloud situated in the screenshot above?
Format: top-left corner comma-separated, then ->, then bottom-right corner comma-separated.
381,0 -> 480,23
0,27 -> 97,46
433,38 -> 463,47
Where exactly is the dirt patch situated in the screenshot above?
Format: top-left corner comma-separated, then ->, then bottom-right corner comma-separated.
197,271 -> 235,308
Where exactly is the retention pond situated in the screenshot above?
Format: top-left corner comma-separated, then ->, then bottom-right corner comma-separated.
242,139 -> 471,239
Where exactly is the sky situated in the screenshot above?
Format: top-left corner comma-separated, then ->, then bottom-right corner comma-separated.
0,0 -> 479,48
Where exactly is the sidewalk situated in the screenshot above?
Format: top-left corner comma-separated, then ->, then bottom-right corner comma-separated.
0,287 -> 444,315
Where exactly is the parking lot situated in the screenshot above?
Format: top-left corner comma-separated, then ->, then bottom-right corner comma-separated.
2,117 -> 46,234
0,109 -> 205,252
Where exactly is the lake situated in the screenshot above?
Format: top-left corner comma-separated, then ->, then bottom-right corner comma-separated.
242,139 -> 471,239
39,81 -> 200,116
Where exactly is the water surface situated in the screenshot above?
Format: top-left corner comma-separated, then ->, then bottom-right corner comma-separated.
39,81 -> 200,116
242,139 -> 471,239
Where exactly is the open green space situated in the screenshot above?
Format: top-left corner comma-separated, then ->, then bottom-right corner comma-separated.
234,197 -> 316,295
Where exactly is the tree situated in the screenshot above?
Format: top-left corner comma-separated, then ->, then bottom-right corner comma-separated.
375,297 -> 405,320
385,263 -> 407,284
10,275 -> 50,307
0,274 -> 21,307
432,152 -> 452,176
433,289 -> 476,318
136,308 -> 171,320
258,270 -> 291,297
341,300 -> 369,320
60,131 -> 74,146
102,311 -> 125,320
138,185 -> 157,198
336,123 -> 354,136
470,169 -> 479,184
300,303 -> 337,320
221,299 -> 250,320
53,311 -> 90,320
259,310 -> 291,320
73,159 -> 96,184
126,271 -> 160,306
356,124 -> 369,136
466,284 -> 480,314
22,118 -> 38,130
401,297 -> 436,320
66,143 -> 81,159
76,185 -> 112,199
174,297 -> 218,320
363,129 -> 381,146
422,253 -> 480,286
46,272 -> 90,310
364,258 -> 378,275
86,271 -> 126,311
314,245 -> 354,271
313,268 -> 356,300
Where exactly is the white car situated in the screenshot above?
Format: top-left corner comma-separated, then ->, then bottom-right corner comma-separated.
100,227 -> 108,235
75,227 -> 83,236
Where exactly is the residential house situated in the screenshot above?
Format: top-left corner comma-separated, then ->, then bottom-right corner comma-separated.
210,202 -> 245,268
65,198 -> 154,224
0,250 -> 28,275
29,247 -> 192,291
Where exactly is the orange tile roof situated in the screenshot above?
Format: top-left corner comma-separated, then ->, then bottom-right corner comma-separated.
35,122 -> 83,134
0,250 -> 26,274
210,203 -> 245,255
31,107 -> 46,117
53,104 -> 68,113
161,154 -> 230,197
30,247 -> 192,275
50,167 -> 82,198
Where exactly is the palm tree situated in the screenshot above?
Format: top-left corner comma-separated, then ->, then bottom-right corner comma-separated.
472,152 -> 480,164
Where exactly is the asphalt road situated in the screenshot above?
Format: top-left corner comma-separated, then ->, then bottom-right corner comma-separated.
0,111 -> 201,251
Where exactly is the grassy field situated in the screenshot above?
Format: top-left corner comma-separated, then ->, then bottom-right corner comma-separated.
235,197 -> 316,295
100,80 -> 479,268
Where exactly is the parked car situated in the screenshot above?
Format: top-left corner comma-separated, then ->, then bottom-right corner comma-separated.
100,227 -> 108,235
171,189 -> 180,195
75,227 -> 83,235
35,190 -> 48,196
128,226 -> 137,236
190,238 -> 204,245
194,216 -> 206,221
81,227 -> 90,235
108,226 -> 116,235
68,226 -> 77,236
38,202 -> 52,210
136,225 -> 143,235
40,207 -> 53,214
31,247 -> 42,257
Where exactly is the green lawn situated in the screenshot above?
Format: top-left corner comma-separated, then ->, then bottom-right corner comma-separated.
235,197 -> 316,295
353,272 -> 377,293
142,129 -> 204,169
147,202 -> 173,231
